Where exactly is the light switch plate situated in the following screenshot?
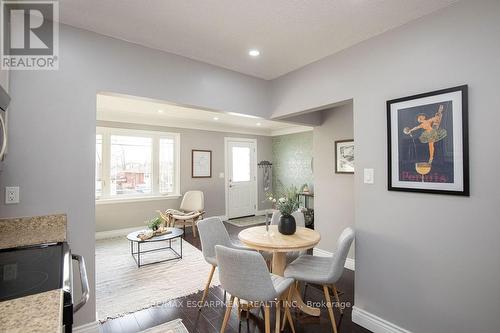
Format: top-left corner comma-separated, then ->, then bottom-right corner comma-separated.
5,186 -> 19,204
364,168 -> 374,184
219,172 -> 225,179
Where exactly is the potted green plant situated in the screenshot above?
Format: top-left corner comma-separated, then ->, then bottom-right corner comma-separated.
147,216 -> 162,231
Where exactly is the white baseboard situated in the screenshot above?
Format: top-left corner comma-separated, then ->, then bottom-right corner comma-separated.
95,226 -> 144,240
313,247 -> 355,271
352,306 -> 411,333
73,321 -> 101,333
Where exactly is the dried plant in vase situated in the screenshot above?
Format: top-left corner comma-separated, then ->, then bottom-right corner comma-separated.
267,185 -> 299,235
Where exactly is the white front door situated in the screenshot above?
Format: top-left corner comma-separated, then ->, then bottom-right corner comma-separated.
226,138 -> 256,219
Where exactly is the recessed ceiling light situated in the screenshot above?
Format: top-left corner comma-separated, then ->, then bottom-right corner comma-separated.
248,49 -> 260,57
256,122 -> 262,126
157,109 -> 164,113
213,117 -> 219,121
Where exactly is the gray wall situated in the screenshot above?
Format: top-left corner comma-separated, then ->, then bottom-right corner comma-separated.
271,131 -> 313,193
0,24 -> 268,325
96,121 -> 272,232
271,1 -> 500,332
313,104 -> 354,259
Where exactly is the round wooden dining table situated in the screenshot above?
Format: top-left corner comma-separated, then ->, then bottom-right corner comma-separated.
238,225 -> 321,316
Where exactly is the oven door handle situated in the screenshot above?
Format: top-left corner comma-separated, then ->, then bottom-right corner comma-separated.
72,254 -> 90,313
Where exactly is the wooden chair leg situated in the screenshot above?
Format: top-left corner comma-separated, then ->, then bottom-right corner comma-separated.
220,295 -> 235,333
323,285 -> 338,333
199,265 -> 216,309
332,284 -> 343,314
237,298 -> 241,321
192,220 -> 197,238
275,298 -> 281,333
264,303 -> 271,333
282,286 -> 296,333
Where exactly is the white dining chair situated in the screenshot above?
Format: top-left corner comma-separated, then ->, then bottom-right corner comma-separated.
284,227 -> 355,333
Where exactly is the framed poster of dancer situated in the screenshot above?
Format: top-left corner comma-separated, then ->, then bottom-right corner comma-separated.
387,85 -> 469,196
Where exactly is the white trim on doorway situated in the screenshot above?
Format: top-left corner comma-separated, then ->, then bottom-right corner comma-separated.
224,137 -> 258,219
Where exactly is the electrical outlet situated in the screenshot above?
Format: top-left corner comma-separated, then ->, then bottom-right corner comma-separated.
5,186 -> 19,204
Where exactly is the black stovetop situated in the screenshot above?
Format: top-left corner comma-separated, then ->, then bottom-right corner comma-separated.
0,243 -> 66,302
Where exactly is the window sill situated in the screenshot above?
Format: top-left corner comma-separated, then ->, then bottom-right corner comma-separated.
95,194 -> 181,205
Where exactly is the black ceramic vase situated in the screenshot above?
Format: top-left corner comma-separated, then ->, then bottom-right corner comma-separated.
278,214 -> 296,235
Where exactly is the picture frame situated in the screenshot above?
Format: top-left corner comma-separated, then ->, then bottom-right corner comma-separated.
192,149 -> 212,178
335,139 -> 354,174
387,85 -> 469,196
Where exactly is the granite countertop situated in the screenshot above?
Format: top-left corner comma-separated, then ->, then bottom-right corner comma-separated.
0,289 -> 63,333
0,214 -> 67,249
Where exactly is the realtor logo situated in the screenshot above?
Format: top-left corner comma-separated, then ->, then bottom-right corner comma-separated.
1,0 -> 59,70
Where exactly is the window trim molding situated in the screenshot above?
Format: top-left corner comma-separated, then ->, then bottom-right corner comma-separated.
95,194 -> 182,205
95,126 -> 181,202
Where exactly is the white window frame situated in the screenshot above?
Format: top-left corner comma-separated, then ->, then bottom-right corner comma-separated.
96,127 -> 181,204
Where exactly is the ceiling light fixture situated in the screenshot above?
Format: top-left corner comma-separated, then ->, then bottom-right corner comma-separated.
248,49 -> 260,57
213,117 -> 219,120
157,109 -> 164,113
256,122 -> 262,126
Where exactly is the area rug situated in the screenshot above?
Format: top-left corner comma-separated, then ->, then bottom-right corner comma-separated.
96,236 -> 220,320
140,319 -> 188,333
226,215 -> 266,227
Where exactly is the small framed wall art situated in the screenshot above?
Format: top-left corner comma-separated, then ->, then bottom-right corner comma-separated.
335,139 -> 354,174
192,149 -> 212,178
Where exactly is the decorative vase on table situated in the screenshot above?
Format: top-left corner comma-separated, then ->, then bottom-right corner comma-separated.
278,214 -> 296,235
267,185 -> 300,235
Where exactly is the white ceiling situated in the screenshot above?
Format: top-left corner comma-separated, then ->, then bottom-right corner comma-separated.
59,0 -> 459,80
97,93 -> 312,136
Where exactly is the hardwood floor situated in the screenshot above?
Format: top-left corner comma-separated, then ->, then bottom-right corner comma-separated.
101,222 -> 371,333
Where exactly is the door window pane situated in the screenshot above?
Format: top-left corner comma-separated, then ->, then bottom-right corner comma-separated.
95,134 -> 102,197
159,138 -> 175,193
232,146 -> 250,182
110,135 -> 152,195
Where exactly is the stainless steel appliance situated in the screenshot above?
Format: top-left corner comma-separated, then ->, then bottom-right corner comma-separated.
0,83 -> 10,169
0,242 -> 89,332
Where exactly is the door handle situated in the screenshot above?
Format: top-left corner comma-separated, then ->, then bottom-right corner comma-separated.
72,254 -> 89,313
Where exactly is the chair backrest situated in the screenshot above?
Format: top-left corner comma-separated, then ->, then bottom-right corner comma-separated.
327,227 -> 355,283
270,210 -> 305,227
215,245 -> 278,302
292,211 -> 305,227
197,217 -> 232,263
180,191 -> 204,212
270,210 -> 280,225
